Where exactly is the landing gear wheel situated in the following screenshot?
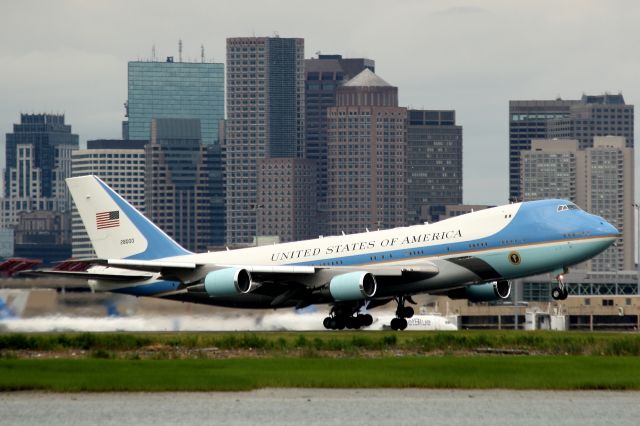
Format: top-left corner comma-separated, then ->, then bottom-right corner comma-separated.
345,316 -> 357,329
390,318 -> 402,331
398,318 -> 408,330
323,317 -> 332,329
402,306 -> 414,319
552,272 -> 569,301
361,314 -> 373,327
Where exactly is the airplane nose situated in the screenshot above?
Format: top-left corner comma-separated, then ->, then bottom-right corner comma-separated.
596,218 -> 620,238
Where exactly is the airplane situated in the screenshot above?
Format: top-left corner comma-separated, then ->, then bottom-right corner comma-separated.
23,175 -> 619,331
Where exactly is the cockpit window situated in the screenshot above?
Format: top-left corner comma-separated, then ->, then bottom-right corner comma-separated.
557,203 -> 580,212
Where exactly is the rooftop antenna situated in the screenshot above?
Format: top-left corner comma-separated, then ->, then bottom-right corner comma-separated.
152,44 -> 156,61
179,39 -> 183,62
201,44 -> 205,63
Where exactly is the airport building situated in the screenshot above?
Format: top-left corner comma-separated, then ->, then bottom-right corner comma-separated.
406,109 -> 463,225
521,136 -> 634,272
70,139 -> 147,258
145,118 -> 222,252
224,36 -> 305,244
126,58 -> 224,145
509,94 -> 634,201
325,69 -> 407,235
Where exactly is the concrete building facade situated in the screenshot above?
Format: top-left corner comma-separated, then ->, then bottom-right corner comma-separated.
520,136 -> 634,272
304,55 -> 374,211
325,69 -> 407,235
70,139 -> 146,258
256,158 -> 317,242
509,94 -> 633,201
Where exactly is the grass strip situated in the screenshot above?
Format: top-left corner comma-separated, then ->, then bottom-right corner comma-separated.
2,331 -> 640,355
1,356 -> 639,391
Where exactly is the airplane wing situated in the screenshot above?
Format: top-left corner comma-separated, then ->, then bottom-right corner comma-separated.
19,270 -> 154,282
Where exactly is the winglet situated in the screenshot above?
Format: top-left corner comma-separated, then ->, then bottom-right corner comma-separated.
67,175 -> 191,260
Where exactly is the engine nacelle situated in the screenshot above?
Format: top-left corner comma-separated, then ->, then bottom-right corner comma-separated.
328,271 -> 377,301
203,268 -> 257,297
446,280 -> 511,302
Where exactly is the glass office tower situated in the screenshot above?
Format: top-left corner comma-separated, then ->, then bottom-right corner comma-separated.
127,59 -> 224,145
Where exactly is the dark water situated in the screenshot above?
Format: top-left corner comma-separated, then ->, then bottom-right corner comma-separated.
1,389 -> 639,425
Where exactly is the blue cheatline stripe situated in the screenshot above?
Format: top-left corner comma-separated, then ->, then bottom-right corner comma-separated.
112,280 -> 181,296
95,178 -> 192,260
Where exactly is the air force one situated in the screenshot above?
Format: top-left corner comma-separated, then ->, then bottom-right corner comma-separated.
29,175 -> 619,330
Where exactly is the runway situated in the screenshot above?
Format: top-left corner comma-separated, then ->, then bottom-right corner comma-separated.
2,389 -> 639,426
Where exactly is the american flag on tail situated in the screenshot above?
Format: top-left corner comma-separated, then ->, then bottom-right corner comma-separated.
96,210 -> 120,229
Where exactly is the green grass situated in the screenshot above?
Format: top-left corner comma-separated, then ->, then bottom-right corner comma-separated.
1,356 -> 639,391
2,331 -> 640,355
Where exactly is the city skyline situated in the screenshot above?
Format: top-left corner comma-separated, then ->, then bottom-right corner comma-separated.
2,1 -> 640,205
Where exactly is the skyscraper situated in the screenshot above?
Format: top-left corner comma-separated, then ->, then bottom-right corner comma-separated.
256,158 -> 317,242
71,139 -> 146,258
126,58 -> 224,145
145,118 -> 221,252
406,109 -> 463,224
225,36 -> 305,244
304,55 -> 374,208
325,69 -> 407,235
509,94 -> 634,201
509,99 -> 577,201
2,114 -> 78,228
521,136 -> 634,272
547,94 -> 634,150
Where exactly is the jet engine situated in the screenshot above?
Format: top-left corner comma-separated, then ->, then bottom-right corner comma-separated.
201,268 -> 259,297
445,280 -> 511,302
325,271 -> 377,301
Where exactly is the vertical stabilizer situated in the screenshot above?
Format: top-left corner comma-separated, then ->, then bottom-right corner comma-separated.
67,175 -> 191,260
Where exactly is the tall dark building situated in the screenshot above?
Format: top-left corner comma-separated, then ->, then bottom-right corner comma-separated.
406,110 -> 463,224
509,94 -> 634,201
547,94 -> 634,149
509,99 -> 576,201
225,36 -> 305,244
145,118 -> 221,252
4,114 -> 78,200
304,55 -> 374,208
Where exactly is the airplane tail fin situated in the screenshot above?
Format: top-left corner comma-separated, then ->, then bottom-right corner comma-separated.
66,175 -> 191,260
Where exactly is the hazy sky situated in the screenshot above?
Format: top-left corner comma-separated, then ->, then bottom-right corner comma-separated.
1,0 -> 639,205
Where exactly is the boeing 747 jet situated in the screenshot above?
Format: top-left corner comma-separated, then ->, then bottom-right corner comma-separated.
27,175 -> 619,330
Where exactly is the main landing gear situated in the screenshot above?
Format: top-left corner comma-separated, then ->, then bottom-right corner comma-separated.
390,296 -> 415,331
323,303 -> 373,330
551,273 -> 569,301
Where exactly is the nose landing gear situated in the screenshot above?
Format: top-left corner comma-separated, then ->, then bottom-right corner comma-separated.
551,274 -> 569,300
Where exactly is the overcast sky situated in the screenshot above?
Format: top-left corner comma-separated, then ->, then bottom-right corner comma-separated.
1,0 -> 639,205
